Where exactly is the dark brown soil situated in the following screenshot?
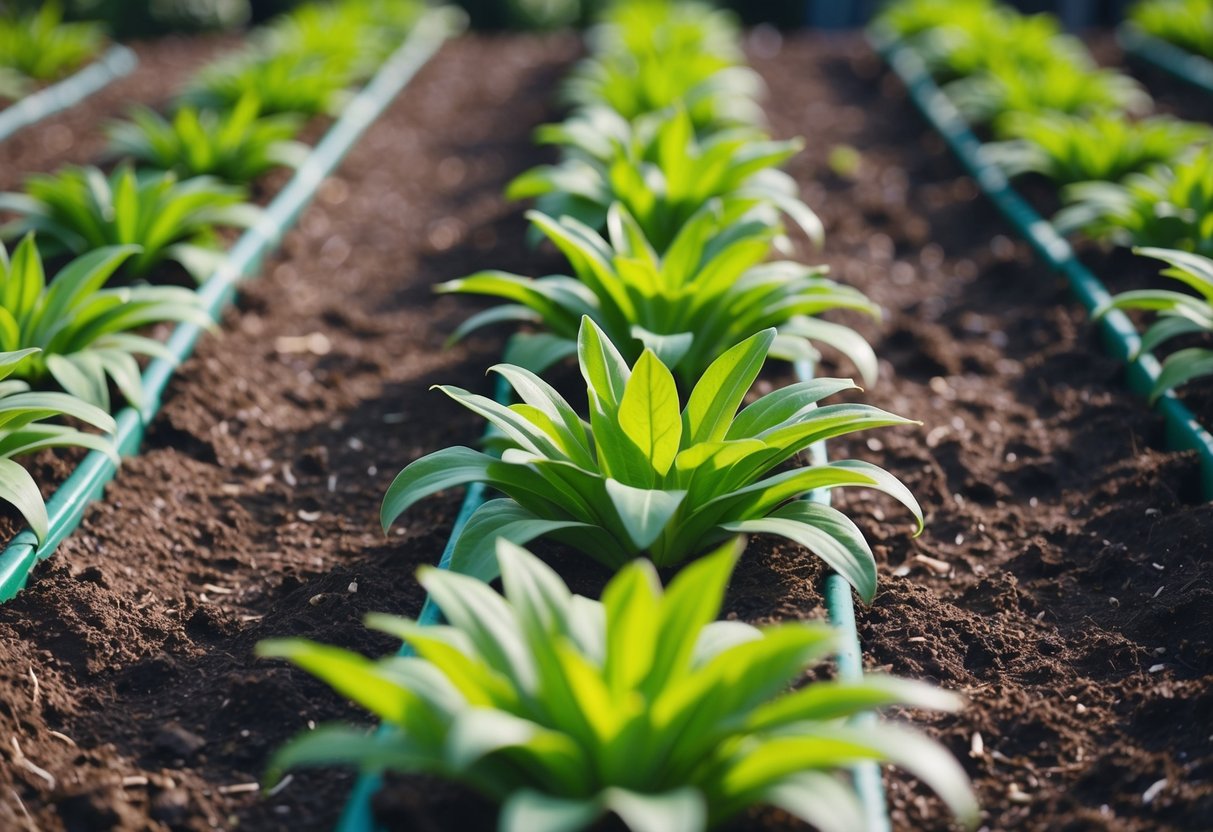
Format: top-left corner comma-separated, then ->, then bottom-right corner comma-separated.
0,32 -> 578,832
754,32 -> 1213,832
0,29 -> 1210,832
0,35 -> 240,192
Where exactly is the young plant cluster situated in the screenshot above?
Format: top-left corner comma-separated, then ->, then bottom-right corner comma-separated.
0,3 -> 105,99
1130,0 -> 1213,62
0,1 -> 423,540
879,0 -> 1213,400
264,2 -> 979,830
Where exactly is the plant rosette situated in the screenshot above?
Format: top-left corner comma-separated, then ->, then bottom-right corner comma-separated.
259,538 -> 979,832
383,318 -> 920,602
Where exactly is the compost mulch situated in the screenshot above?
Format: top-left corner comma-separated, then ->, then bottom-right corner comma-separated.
0,31 -> 1209,832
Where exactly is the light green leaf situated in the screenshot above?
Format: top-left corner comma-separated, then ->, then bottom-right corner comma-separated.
381,446 -> 495,531
603,787 -> 707,832
450,498 -> 600,583
602,559 -> 661,695
722,501 -> 878,603
618,350 -> 682,477
604,479 -> 686,551
683,328 -> 775,445
263,724 -> 440,787
0,457 -> 47,542
501,791 -> 601,832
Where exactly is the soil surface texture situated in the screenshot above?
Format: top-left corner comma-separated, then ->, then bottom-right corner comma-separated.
0,30 -> 1209,832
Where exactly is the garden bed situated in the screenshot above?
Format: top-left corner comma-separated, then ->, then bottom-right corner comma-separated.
0,36 -> 238,189
0,30 -> 1209,832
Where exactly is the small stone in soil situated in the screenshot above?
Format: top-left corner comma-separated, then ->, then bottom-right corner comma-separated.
154,724 -> 206,758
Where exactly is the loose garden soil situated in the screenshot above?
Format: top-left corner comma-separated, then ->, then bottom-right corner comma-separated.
0,31 -> 1210,832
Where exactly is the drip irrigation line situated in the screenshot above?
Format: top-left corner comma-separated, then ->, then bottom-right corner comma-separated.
0,45 -> 137,143
871,27 -> 1213,501
796,359 -> 891,832
1118,25 -> 1213,95
0,7 -> 464,603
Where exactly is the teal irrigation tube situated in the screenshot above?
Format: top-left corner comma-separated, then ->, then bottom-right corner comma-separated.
1118,24 -> 1213,96
871,27 -> 1213,500
335,375 -> 506,832
796,358 -> 890,832
336,362 -> 891,831
0,7 -> 464,603
0,44 -> 137,143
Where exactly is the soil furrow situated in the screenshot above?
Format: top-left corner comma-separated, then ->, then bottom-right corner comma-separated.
751,34 -> 1212,832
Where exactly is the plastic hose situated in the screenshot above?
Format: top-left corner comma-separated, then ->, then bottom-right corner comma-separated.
0,45 -> 137,143
797,359 -> 891,832
1119,25 -> 1213,95
871,27 -> 1213,500
0,8 -> 464,603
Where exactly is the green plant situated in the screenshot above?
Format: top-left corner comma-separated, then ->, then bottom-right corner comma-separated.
0,3 -> 103,82
0,347 -> 116,541
876,0 -> 995,40
1130,0 -> 1213,61
441,204 -> 878,387
945,57 -> 1150,127
931,9 -> 1088,79
183,50 -> 352,117
0,164 -> 261,282
0,235 -> 212,410
260,0 -> 423,81
1055,147 -> 1213,256
509,107 -> 820,253
384,318 -> 920,601
1096,247 -> 1213,401
565,0 -> 763,133
107,94 -> 308,183
259,538 -> 978,832
984,113 -> 1212,185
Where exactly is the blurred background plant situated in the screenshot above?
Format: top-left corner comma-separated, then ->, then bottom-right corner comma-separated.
0,1 -> 1158,39
0,0 -> 807,35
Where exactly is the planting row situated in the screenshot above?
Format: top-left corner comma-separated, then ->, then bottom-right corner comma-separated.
0,1 -> 427,558
260,2 -> 979,831
876,0 -> 1213,448
0,4 -> 107,103
1128,0 -> 1213,64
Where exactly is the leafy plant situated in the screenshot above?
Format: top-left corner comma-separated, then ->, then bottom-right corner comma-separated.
1096,247 -> 1213,401
509,107 -> 821,253
1130,0 -> 1213,61
0,3 -> 103,82
260,0 -> 423,81
383,317 -> 920,601
107,94 -> 308,184
183,50 -> 352,117
441,203 -> 878,388
259,538 -> 978,832
0,164 -> 261,282
876,0 -> 995,40
926,8 -> 1089,81
565,0 -> 763,133
0,235 -> 212,410
1055,147 -> 1213,256
984,112 -> 1212,185
945,57 -> 1150,127
0,347 -> 116,542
